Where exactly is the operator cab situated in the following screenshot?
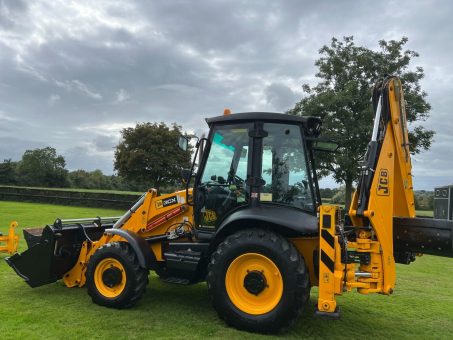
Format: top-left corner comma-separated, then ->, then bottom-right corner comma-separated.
192,112 -> 323,233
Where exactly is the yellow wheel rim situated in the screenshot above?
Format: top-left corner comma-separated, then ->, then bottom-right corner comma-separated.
225,253 -> 283,315
94,258 -> 126,298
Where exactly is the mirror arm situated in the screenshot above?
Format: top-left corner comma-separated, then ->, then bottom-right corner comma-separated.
186,137 -> 210,206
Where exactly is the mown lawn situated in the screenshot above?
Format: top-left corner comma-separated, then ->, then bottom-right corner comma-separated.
0,201 -> 451,339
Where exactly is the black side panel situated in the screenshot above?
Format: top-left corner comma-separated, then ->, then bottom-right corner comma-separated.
216,206 -> 318,237
394,217 -> 453,258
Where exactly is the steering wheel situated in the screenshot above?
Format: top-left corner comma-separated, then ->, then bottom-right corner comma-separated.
233,175 -> 245,187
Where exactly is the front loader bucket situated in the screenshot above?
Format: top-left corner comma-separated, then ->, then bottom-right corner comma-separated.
6,226 -> 61,287
6,221 -> 113,288
394,217 -> 453,258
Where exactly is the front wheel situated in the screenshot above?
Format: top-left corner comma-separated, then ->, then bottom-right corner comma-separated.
86,242 -> 149,308
207,229 -> 310,333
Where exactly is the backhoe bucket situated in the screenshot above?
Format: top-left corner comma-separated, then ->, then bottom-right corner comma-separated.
6,220 -> 113,288
394,217 -> 453,259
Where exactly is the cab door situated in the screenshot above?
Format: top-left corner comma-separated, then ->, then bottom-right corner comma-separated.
194,123 -> 252,230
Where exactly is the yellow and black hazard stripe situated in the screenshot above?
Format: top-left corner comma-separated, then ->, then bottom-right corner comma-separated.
321,229 -> 335,273
317,205 -> 341,313
319,207 -> 337,276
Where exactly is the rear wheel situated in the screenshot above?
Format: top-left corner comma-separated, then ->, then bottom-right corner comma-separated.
86,242 -> 149,308
207,229 -> 310,333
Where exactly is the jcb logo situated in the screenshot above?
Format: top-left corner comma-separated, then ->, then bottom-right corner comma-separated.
203,210 -> 217,223
162,196 -> 177,207
155,195 -> 178,209
377,169 -> 390,196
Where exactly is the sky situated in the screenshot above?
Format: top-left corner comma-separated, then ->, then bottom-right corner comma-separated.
0,0 -> 452,190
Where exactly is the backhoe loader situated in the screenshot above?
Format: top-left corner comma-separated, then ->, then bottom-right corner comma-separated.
6,76 -> 453,333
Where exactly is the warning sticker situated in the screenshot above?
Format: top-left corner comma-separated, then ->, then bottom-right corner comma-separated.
260,193 -> 273,202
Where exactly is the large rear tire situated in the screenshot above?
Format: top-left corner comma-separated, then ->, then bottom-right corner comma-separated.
86,242 -> 149,308
207,229 -> 310,333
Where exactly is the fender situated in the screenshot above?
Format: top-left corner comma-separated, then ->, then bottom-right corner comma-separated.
214,205 -> 318,242
105,229 -> 157,270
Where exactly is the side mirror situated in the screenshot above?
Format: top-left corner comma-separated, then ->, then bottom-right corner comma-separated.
306,137 -> 339,153
181,168 -> 192,182
178,135 -> 189,151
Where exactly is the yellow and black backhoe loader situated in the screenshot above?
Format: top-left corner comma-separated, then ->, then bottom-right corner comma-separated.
6,76 -> 453,333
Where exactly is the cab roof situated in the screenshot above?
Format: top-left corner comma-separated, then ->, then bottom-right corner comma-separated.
205,112 -> 322,137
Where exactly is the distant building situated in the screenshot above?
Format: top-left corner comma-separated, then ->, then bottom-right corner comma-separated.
434,185 -> 453,220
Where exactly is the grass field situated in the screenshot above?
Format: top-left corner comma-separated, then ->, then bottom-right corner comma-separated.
0,201 -> 451,339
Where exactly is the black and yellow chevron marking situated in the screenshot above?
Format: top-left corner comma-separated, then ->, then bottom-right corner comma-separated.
321,229 -> 335,249
321,249 -> 334,273
321,229 -> 335,273
317,205 -> 340,313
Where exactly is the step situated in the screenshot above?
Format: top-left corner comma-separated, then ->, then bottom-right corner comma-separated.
160,276 -> 191,285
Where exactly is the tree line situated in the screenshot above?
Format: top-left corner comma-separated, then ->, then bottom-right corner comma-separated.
0,123 -> 192,192
0,148 -> 135,191
322,186 -> 434,211
0,145 -> 434,210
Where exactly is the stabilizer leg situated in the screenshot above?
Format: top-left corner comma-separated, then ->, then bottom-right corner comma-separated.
316,206 -> 342,319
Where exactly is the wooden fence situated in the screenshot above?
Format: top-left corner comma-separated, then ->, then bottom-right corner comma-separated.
0,186 -> 141,210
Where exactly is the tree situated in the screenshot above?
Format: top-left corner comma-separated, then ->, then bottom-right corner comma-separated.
414,190 -> 434,211
114,122 -> 191,192
0,159 -> 17,185
331,186 -> 347,205
16,147 -> 68,187
68,169 -> 133,191
68,169 -> 92,188
319,187 -> 338,200
289,36 -> 434,209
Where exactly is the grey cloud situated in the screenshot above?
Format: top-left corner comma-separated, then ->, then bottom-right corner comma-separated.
0,136 -> 44,161
48,94 -> 60,107
92,135 -> 117,152
0,0 -> 28,29
115,89 -> 131,103
265,83 -> 298,112
64,145 -> 113,173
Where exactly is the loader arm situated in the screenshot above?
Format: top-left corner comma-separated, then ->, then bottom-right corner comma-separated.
6,189 -> 195,288
63,189 -> 194,288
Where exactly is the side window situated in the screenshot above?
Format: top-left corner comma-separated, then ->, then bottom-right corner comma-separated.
260,123 -> 313,211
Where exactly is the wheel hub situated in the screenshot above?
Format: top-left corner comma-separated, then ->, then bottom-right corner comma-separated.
102,266 -> 123,288
243,270 -> 267,295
